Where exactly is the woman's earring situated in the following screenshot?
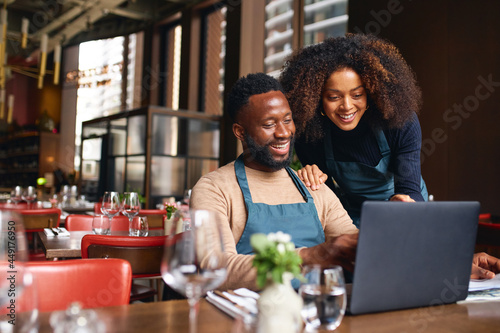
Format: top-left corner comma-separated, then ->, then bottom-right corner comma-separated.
321,111 -> 325,116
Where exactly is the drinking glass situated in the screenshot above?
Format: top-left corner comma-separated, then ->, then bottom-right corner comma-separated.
299,265 -> 347,331
161,209 -> 227,332
22,186 -> 37,209
130,216 -> 148,237
92,215 -> 111,235
121,192 -> 141,236
10,186 -> 23,205
101,191 -> 121,227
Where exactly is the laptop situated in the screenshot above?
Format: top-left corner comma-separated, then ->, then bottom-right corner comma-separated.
348,201 -> 480,315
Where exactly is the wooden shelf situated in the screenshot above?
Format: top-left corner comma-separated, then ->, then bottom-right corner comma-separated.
0,131 -> 60,188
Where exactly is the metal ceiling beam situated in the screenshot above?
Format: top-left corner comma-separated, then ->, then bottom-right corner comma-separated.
33,0 -> 126,54
108,7 -> 153,21
32,1 -> 97,38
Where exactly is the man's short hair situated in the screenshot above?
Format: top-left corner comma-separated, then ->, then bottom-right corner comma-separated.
227,73 -> 285,123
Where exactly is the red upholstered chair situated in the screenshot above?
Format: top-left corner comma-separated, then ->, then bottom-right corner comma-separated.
137,209 -> 165,230
12,208 -> 61,231
0,202 -> 29,210
12,208 -> 61,261
81,234 -> 167,302
24,259 -> 132,312
65,214 -> 129,232
476,216 -> 500,258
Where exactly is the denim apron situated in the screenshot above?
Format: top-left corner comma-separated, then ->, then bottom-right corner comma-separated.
324,124 -> 428,227
234,155 -> 325,255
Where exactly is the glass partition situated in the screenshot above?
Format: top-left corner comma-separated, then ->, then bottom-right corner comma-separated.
110,118 -> 127,156
80,106 -> 221,207
127,115 -> 146,155
150,156 -> 186,197
187,119 -> 220,158
151,114 -> 181,156
126,155 -> 146,193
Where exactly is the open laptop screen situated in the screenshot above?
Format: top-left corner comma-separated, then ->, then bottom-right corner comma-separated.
349,201 -> 479,315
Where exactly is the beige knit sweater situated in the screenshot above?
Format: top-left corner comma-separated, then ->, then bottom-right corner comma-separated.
190,161 -> 358,291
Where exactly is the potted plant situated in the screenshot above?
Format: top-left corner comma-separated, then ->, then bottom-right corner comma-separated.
250,232 -> 303,333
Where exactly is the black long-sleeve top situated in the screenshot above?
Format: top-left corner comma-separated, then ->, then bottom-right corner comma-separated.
294,113 -> 425,202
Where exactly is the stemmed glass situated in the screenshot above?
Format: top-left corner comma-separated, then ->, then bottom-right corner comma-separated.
101,191 -> 121,228
161,209 -> 227,332
0,211 -> 37,331
22,186 -> 37,209
121,192 -> 141,236
10,186 -> 23,205
183,189 -> 192,206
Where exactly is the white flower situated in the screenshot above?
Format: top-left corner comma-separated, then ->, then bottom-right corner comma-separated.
267,232 -> 277,242
277,243 -> 286,254
274,231 -> 291,243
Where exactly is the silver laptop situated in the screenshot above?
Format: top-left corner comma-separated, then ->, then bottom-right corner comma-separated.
349,201 -> 480,315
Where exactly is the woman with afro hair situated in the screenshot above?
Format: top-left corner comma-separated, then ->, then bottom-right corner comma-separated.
279,33 -> 428,226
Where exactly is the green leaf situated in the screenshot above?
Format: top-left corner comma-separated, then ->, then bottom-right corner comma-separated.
271,267 -> 284,284
256,273 -> 267,289
250,233 -> 271,253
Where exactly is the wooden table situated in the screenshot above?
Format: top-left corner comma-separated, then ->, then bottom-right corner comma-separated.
38,230 -> 165,260
61,206 -> 95,215
36,298 -> 500,333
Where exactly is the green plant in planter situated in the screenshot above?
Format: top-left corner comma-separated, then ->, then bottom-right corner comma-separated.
164,202 -> 178,219
250,232 -> 303,289
119,185 -> 146,205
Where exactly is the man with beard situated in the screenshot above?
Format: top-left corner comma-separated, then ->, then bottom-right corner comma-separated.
190,73 -> 358,291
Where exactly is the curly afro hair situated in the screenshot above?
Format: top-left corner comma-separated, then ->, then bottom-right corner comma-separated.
227,72 -> 285,123
279,33 -> 422,142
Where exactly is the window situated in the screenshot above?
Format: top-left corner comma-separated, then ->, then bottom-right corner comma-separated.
159,23 -> 182,110
74,34 -> 140,170
199,4 -> 227,115
303,0 -> 348,46
264,0 -> 294,77
264,0 -> 348,76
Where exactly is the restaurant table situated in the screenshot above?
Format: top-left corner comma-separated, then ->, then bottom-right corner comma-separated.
36,298 -> 500,333
61,206 -> 95,215
37,230 -> 165,260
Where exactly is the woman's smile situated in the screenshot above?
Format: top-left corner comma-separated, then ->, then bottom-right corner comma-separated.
322,68 -> 368,131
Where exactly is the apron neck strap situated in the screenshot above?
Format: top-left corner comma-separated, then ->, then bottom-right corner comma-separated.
235,155 -> 253,203
285,167 -> 310,203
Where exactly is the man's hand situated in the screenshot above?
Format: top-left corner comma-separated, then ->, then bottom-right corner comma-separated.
300,233 -> 358,271
471,252 -> 500,279
297,164 -> 328,191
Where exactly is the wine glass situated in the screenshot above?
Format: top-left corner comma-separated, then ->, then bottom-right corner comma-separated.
299,265 -> 347,331
161,209 -> 227,331
183,189 -> 192,206
0,211 -> 31,330
10,186 -> 23,205
22,186 -> 37,209
121,192 -> 141,236
101,191 -> 121,228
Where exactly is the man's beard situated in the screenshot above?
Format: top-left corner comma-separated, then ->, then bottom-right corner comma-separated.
244,133 -> 294,171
